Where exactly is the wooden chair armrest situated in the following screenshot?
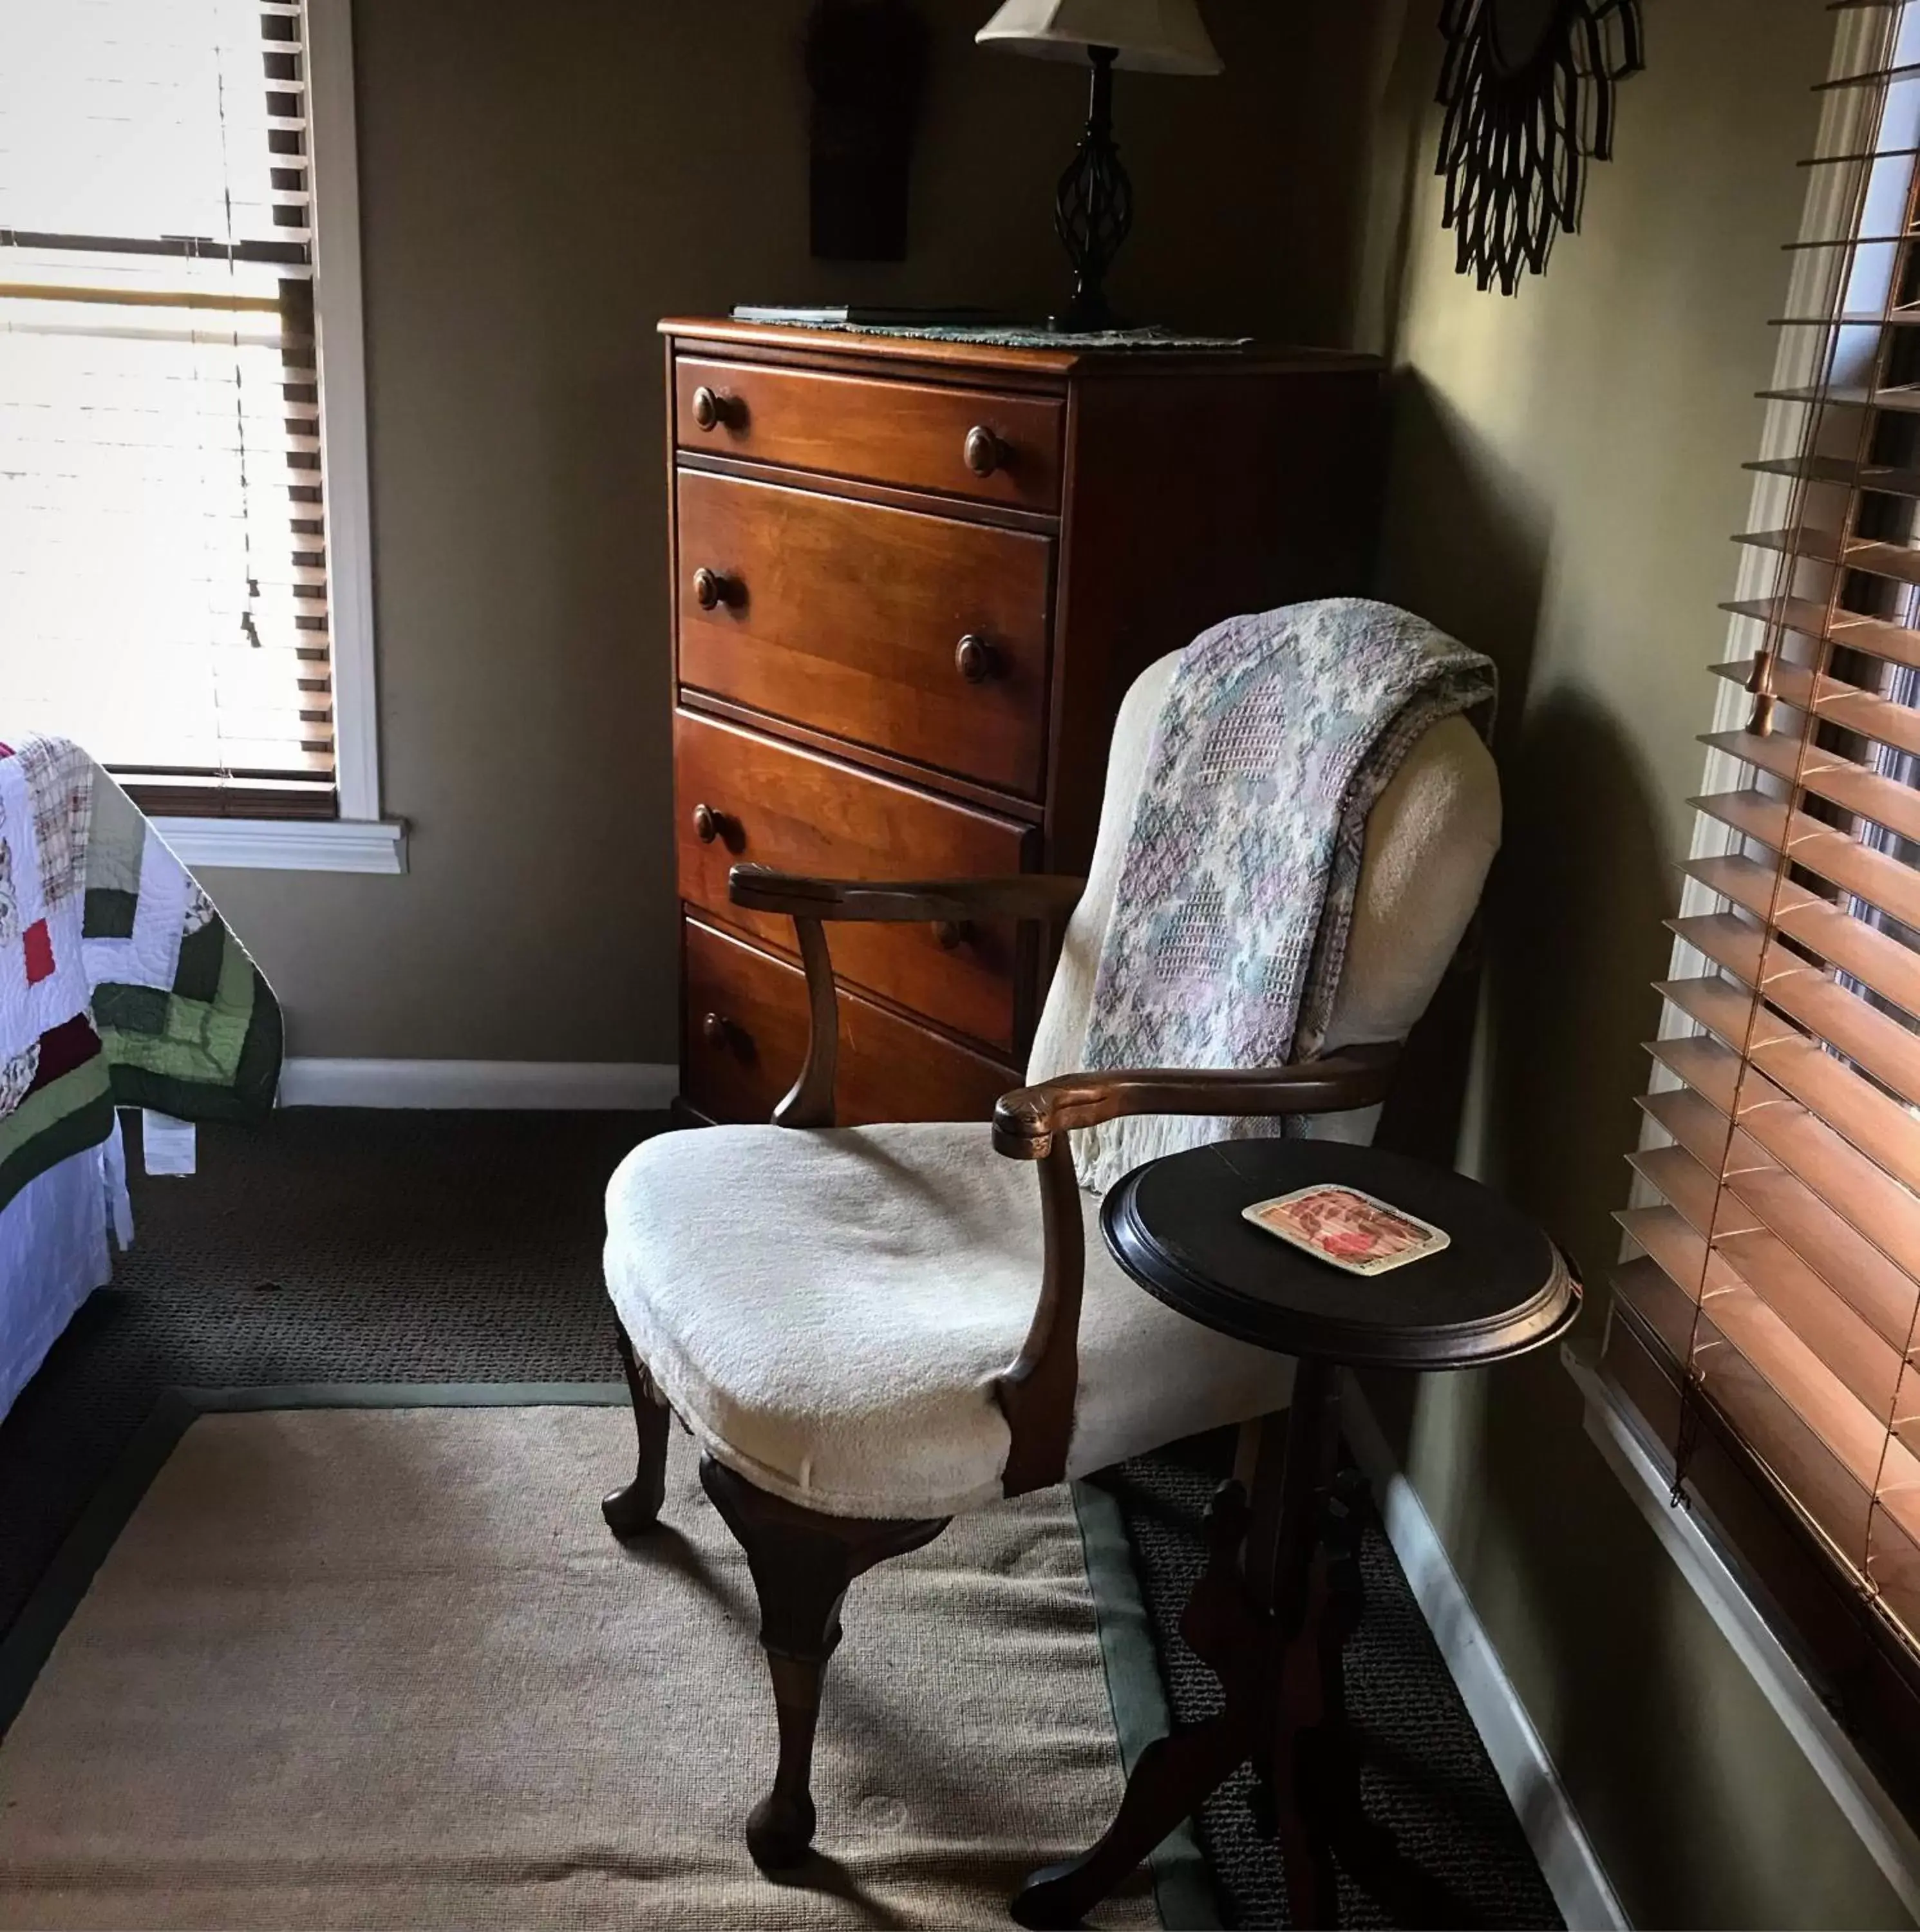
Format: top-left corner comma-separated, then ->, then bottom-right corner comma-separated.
991,1041 -> 1401,1498
729,864 -> 1086,925
735,867 -> 1085,1132
990,1045 -> 1402,1159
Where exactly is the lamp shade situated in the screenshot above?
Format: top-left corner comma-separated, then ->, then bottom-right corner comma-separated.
974,0 -> 1223,75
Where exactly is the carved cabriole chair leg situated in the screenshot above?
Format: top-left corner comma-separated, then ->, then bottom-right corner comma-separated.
699,1455 -> 949,1870
602,1322 -> 672,1540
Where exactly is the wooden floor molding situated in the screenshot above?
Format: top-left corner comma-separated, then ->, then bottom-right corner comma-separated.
278,1059 -> 677,1110
1342,1381 -> 1630,1932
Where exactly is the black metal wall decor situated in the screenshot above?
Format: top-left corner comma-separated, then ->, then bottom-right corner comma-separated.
804,0 -> 930,261
1435,0 -> 1644,296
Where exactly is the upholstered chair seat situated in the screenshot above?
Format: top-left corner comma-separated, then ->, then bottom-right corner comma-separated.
607,1118 -> 1296,1520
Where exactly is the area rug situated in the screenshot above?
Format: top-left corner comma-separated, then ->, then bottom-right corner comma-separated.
0,1386 -> 1210,1930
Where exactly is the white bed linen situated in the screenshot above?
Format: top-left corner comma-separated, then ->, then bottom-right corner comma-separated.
0,1117 -> 129,1419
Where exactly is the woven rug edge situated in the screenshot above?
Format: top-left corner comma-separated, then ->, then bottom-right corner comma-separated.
0,1382 -> 1216,1932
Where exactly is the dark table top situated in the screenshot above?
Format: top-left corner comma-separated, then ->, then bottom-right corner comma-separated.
1100,1139 -> 1580,1372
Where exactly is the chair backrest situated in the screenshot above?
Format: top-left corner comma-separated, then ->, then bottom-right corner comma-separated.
1026,648 -> 1501,1145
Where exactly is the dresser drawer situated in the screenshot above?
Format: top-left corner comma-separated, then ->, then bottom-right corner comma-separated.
682,918 -> 1017,1127
674,710 -> 1033,1052
674,356 -> 1063,511
676,469 -> 1052,797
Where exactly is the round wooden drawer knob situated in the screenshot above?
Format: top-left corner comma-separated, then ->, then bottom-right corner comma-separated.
701,1011 -> 735,1048
934,919 -> 973,951
692,567 -> 738,611
963,425 -> 1005,477
692,802 -> 729,844
955,634 -> 999,683
690,385 -> 739,431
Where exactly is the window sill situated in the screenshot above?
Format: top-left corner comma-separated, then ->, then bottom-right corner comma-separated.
1563,1339 -> 1920,1919
154,815 -> 408,875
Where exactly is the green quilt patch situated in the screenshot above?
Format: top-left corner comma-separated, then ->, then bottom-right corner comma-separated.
82,887 -> 136,940
97,920 -> 281,1121
173,917 -> 225,1004
0,750 -> 285,1220
92,984 -> 169,1038
0,1057 -> 115,1211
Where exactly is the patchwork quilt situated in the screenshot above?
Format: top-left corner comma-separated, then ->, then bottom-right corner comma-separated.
0,735 -> 282,1218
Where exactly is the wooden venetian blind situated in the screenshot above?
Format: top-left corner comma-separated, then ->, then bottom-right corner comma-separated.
1603,3 -> 1920,1739
0,0 -> 334,818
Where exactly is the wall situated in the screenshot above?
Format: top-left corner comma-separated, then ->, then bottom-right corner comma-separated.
1358,1 -> 1914,1924
199,0 -> 1384,1065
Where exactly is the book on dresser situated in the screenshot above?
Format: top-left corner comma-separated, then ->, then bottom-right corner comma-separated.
661,315 -> 1384,1127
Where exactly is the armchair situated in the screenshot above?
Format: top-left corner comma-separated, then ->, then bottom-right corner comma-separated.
600,649 -> 1500,1871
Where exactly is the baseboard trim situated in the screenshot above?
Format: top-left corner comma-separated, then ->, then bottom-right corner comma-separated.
1567,1343 -> 1920,1926
278,1058 -> 677,1110
1343,1382 -> 1630,1931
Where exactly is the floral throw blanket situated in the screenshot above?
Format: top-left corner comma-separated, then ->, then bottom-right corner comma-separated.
0,735 -> 282,1217
1071,599 -> 1496,1194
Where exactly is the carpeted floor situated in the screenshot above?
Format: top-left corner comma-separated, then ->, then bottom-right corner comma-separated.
0,1401 -> 1172,1929
0,1110 -> 1563,1929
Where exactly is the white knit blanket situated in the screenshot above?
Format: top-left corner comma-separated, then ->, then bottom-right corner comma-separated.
1072,598 -> 1496,1193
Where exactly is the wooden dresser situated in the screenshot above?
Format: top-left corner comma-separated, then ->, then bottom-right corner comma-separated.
662,317 -> 1382,1126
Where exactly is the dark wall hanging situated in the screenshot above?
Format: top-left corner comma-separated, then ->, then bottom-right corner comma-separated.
804,0 -> 930,261
1435,0 -> 1644,296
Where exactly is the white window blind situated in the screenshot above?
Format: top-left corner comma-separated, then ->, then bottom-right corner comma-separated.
0,0 -> 335,817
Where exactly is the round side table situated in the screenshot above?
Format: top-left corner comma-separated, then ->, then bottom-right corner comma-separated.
1012,1139 -> 1580,1931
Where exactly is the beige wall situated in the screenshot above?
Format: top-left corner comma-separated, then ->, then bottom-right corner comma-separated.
1359,1 -> 1914,1924
200,0 -> 1383,1064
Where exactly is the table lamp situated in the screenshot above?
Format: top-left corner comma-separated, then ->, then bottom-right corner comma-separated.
975,0 -> 1223,332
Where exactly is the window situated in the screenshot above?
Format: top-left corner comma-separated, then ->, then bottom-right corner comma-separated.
1601,0 -> 1920,1819
0,0 -> 397,870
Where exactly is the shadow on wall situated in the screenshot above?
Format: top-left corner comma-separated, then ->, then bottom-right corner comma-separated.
1373,368 -> 1672,1274
1370,332 -> 1731,1932
1375,370 -> 1548,707
1478,688 -> 1672,1269
1371,367 -> 1546,1169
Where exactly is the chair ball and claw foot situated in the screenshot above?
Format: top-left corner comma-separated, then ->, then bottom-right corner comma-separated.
699,1457 -> 949,1870
601,1323 -> 672,1541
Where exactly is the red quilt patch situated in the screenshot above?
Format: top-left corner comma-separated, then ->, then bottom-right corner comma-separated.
24,1012 -> 100,1093
22,918 -> 53,985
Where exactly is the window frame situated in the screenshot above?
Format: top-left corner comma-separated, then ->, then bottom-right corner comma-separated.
151,0 -> 404,875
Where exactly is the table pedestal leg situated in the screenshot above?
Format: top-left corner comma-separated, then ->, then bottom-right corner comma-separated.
1012,1482 -> 1265,1929
1299,1473 -> 1469,1928
1259,1363 -> 1344,1931
1010,1711 -> 1254,1929
1267,1478 -> 1349,1928
1012,1363 -> 1348,1930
